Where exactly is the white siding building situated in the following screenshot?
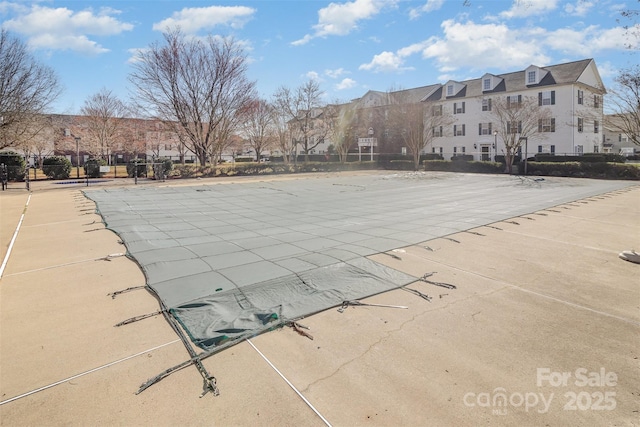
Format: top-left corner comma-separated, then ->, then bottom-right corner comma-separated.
344,58 -> 606,161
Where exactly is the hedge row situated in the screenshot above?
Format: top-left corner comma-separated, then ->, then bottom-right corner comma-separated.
524,161 -> 640,180
533,153 -> 627,163
182,161 -> 379,178
423,160 -> 504,174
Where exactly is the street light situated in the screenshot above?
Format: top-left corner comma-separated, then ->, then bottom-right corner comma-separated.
75,137 -> 80,179
519,136 -> 528,175
493,130 -> 498,161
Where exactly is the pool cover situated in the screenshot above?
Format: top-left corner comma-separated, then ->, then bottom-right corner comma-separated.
85,172 -> 632,351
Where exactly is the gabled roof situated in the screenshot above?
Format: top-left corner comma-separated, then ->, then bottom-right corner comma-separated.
354,59 -> 600,104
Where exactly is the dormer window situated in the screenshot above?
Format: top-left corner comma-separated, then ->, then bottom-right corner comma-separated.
483,78 -> 491,91
447,85 -> 454,96
527,71 -> 536,84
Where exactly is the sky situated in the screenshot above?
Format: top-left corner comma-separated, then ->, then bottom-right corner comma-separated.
0,0 -> 637,115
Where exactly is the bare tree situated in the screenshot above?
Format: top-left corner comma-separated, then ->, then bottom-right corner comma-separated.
0,29 -> 62,150
487,94 -> 552,173
385,90 -> 453,170
238,98 -> 276,162
80,88 -> 130,162
605,65 -> 640,146
270,95 -> 295,163
129,28 -> 256,166
323,101 -> 357,163
273,79 -> 325,162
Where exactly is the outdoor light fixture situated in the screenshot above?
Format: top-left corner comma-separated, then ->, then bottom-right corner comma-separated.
75,137 -> 81,179
493,130 -> 498,150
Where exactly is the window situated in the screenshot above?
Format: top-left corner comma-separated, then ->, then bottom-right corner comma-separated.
575,145 -> 584,155
164,144 -> 172,150
64,128 -> 70,137
594,120 -> 599,133
453,146 -> 466,156
433,126 -> 443,137
483,78 -> 491,91
482,98 -> 492,111
507,95 -> 521,109
538,118 -> 555,133
593,95 -> 600,108
432,147 -> 443,154
528,71 -> 536,84
537,145 -> 556,154
479,122 -> 492,135
593,145 -> 599,153
538,91 -> 555,106
578,117 -> 583,132
453,102 -> 465,114
620,134 -> 629,143
432,105 -> 442,116
578,90 -> 584,105
453,124 -> 466,136
447,85 -> 454,96
507,121 -> 522,134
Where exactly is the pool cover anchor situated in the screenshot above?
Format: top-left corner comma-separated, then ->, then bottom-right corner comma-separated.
338,300 -> 408,313
401,286 -> 432,302
290,322 -> 314,340
199,367 -> 219,398
419,272 -> 457,290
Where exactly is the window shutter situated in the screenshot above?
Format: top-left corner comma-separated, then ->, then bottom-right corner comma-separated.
488,98 -> 491,110
538,145 -> 542,153
454,146 -> 457,153
479,123 -> 482,136
506,96 -> 511,107
551,145 -> 555,154
538,92 -> 542,106
518,121 -> 522,133
462,124 -> 466,136
462,146 -> 466,153
453,103 -> 457,114
619,134 -> 622,142
507,122 -> 511,134
462,102 -> 465,113
489,123 -> 492,134
551,118 -> 555,132
538,119 -> 542,132
454,125 -> 457,135
518,95 -> 522,104
551,91 -> 555,105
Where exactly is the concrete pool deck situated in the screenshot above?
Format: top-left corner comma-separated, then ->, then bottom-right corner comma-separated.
1,171 -> 638,426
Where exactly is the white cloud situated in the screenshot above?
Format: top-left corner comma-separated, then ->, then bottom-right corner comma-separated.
2,4 -> 133,54
359,17 -> 630,80
153,6 -> 255,33
336,78 -> 357,90
500,0 -> 558,18
306,71 -> 322,81
544,25 -> 629,55
359,50 -> 414,73
564,1 -> 595,16
325,68 -> 349,78
409,0 -> 445,20
292,0 -> 396,45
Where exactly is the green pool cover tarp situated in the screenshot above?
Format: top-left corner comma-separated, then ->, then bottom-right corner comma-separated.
85,172 -> 633,351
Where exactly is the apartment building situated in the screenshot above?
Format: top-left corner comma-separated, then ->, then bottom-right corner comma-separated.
332,58 -> 606,161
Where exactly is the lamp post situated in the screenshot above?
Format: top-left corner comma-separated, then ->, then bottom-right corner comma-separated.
493,130 -> 498,161
75,137 -> 81,179
520,137 -> 528,175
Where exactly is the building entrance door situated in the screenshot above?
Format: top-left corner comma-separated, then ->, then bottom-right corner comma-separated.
481,145 -> 490,161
